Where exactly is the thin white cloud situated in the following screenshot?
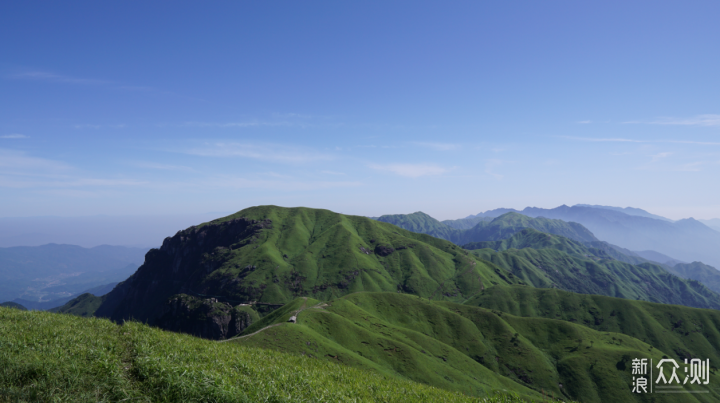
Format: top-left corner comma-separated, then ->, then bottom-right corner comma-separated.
183,143 -> 334,164
129,161 -> 195,172
0,134 -> 28,139
11,71 -> 110,85
205,175 -> 361,191
485,159 -> 505,180
577,120 -> 592,124
412,142 -> 460,151
626,114 -> 720,127
0,149 -> 72,172
560,136 -> 720,146
560,136 -> 643,143
74,124 -> 125,129
651,152 -> 672,162
184,121 -> 295,128
369,163 -> 451,178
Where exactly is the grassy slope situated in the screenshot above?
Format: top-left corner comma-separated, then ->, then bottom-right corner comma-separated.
213,206 -> 525,301
466,286 -> 720,368
0,302 -> 26,311
49,293 -> 104,316
442,216 -> 491,230
234,292 -> 718,403
669,261 -> 720,295
378,212 -> 599,245
453,213 -> 599,245
467,230 -> 720,310
376,212 -> 461,240
0,306 -> 535,403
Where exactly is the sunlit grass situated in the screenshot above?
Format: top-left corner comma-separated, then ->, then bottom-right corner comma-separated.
0,307 -> 570,402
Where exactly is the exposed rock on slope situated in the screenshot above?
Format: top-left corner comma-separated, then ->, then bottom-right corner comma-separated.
155,294 -> 259,340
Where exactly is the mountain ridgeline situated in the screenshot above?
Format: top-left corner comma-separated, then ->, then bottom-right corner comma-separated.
466,204 -> 720,269
92,206 -> 522,337
376,210 -> 720,298
376,211 -> 599,245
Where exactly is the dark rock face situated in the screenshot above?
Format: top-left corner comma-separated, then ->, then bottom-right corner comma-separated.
95,217 -> 271,326
155,294 -> 255,340
374,244 -> 395,257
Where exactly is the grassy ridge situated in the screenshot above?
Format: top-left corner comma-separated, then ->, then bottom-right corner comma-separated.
0,306 -> 540,403
234,292 -> 719,402
376,212 -> 599,245
467,285 -> 720,368
468,233 -> 720,309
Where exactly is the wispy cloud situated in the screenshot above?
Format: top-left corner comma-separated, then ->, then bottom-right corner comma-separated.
203,175 -> 361,191
577,120 -> 592,124
560,136 -> 643,143
651,152 -> 672,162
129,161 -> 195,172
625,114 -> 720,127
0,149 -> 72,172
485,159 -> 506,180
560,136 -> 720,146
11,71 -> 110,85
183,143 -> 335,164
9,70 -> 202,101
74,124 -> 125,129
412,142 -> 460,151
0,134 -> 28,139
184,121 -> 296,128
369,163 -> 451,178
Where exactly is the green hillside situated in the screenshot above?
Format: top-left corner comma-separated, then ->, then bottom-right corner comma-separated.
95,206 -> 521,331
49,292 -> 104,317
234,292 -> 718,403
377,211 -> 599,245
376,211 -> 461,240
467,285 -> 720,372
0,306 -> 533,403
463,228 -> 590,255
668,261 -> 720,295
442,216 -> 491,230
469,241 -> 720,309
0,301 -> 27,310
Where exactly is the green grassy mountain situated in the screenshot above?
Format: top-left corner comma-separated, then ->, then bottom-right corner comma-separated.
668,261 -> 720,295
466,229 -> 720,309
376,211 -> 461,240
234,291 -> 718,403
442,216 -> 492,230
93,206 -> 521,335
467,285 -> 720,374
0,306 -> 533,403
377,211 -> 600,245
0,301 -> 27,310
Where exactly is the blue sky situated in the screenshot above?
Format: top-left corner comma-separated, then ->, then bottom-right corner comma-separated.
2,1 -> 719,221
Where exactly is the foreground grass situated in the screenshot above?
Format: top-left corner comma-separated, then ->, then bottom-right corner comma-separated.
0,307 -> 553,402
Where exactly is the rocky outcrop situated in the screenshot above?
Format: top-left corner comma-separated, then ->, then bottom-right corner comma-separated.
155,294 -> 258,340
374,244 -> 395,257
95,217 -> 271,326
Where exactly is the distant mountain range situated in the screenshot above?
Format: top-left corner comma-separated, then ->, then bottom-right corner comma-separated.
375,209 -> 720,296
376,211 -> 599,245
700,218 -> 720,232
460,205 -> 720,269
0,244 -> 146,304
